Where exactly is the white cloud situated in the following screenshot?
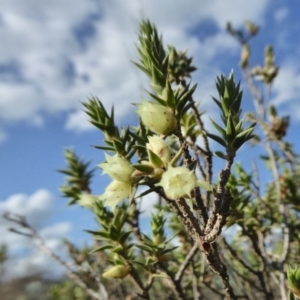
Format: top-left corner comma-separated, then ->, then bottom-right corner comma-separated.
0,190 -> 73,280
137,188 -> 160,218
272,63 -> 300,120
65,109 -> 95,132
274,7 -> 289,22
0,0 -> 270,136
0,189 -> 54,227
2,222 -> 72,280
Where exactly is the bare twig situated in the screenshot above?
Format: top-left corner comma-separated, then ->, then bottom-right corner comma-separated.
175,243 -> 198,282
174,127 -> 208,227
180,78 -> 213,208
3,212 -> 108,300
205,155 -> 234,236
158,262 -> 185,300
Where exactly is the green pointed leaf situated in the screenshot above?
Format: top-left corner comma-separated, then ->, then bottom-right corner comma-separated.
270,105 -> 277,117
184,123 -> 197,137
92,145 -> 115,151
132,145 -> 147,152
128,130 -> 146,144
110,105 -> 115,123
235,126 -> 255,140
147,148 -> 164,168
58,170 -> 74,176
226,113 -> 236,142
151,64 -> 165,88
85,230 -> 111,240
231,136 -> 249,151
248,122 -> 257,129
204,132 -> 227,148
135,244 -> 154,253
197,180 -> 214,192
113,138 -> 125,153
162,233 -> 177,245
176,83 -> 197,113
89,121 -> 107,131
221,99 -> 230,117
129,185 -> 137,204
112,245 -> 123,253
132,61 -> 151,76
159,246 -> 178,256
135,186 -> 161,199
212,97 -> 222,111
141,233 -> 152,242
152,272 -> 169,279
132,164 -> 154,174
179,101 -> 194,119
232,91 -> 243,113
162,54 -> 169,71
234,119 -> 243,134
210,117 -> 226,138
119,230 -> 133,245
163,81 -> 176,109
109,225 -> 121,241
170,148 -> 183,167
131,260 -> 147,269
67,198 -> 79,205
145,257 -> 155,266
121,127 -> 130,143
223,85 -> 230,101
89,244 -> 114,254
214,151 -> 227,160
146,91 -> 166,106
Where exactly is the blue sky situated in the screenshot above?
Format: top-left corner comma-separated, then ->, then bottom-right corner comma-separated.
1,0 -> 300,279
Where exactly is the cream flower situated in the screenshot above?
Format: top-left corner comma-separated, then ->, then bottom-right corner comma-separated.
99,180 -> 131,211
157,165 -> 197,199
136,101 -> 177,135
99,153 -> 135,183
147,136 -> 171,167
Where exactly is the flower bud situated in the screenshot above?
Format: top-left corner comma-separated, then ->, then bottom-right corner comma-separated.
102,265 -> 130,279
147,136 -> 171,167
99,180 -> 131,211
136,101 -> 177,135
240,44 -> 250,69
157,165 -> 197,199
99,153 -> 135,183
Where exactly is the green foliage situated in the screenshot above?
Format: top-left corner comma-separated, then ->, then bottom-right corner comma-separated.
207,73 -> 256,152
58,149 -> 94,205
48,280 -> 90,300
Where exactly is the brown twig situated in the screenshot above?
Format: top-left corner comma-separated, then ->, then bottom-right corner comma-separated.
127,261 -> 150,300
205,154 -> 234,236
205,243 -> 237,300
3,212 -> 108,300
175,243 -> 198,282
158,262 -> 186,300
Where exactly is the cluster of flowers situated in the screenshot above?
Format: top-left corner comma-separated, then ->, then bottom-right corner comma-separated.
80,100 -> 198,211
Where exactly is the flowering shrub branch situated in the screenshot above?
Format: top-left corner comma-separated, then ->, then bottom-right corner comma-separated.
64,20 -> 257,299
